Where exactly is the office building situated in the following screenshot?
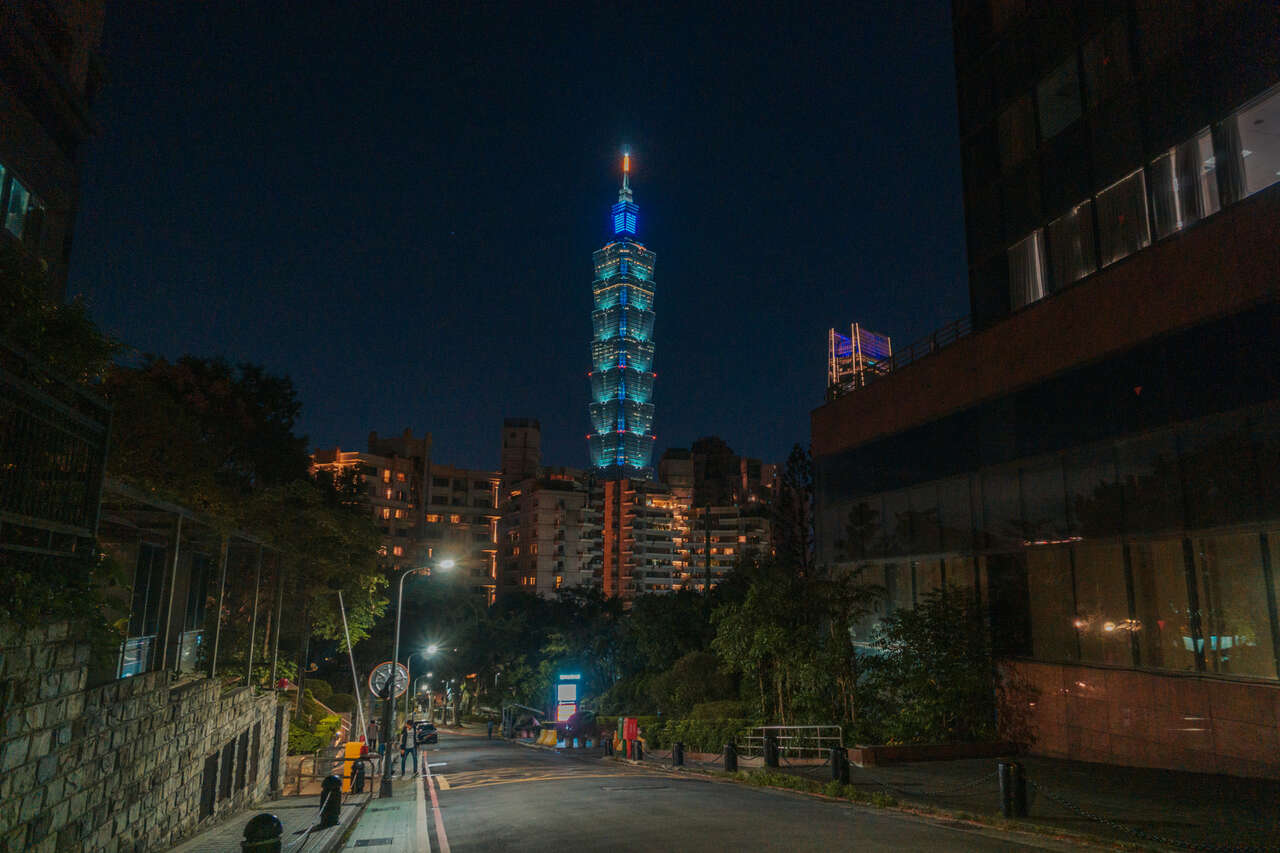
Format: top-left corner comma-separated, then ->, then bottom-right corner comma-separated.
587,151 -> 658,479
811,2 -> 1280,779
0,0 -> 105,299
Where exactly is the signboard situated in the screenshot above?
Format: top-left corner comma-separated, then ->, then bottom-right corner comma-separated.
368,661 -> 410,699
623,717 -> 639,741
554,672 -> 580,724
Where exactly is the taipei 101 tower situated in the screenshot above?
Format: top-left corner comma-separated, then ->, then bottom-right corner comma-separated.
587,150 -> 657,479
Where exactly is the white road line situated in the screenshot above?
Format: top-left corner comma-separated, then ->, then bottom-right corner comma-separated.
415,774 -> 431,853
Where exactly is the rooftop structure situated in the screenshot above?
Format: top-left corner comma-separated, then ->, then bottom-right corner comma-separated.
826,323 -> 892,400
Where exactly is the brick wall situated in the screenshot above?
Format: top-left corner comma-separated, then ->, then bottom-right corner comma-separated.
0,621 -> 287,852
999,659 -> 1280,780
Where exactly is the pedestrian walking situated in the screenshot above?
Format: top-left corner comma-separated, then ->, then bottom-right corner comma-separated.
487,718 -> 494,739
366,719 -> 379,752
399,720 -> 419,777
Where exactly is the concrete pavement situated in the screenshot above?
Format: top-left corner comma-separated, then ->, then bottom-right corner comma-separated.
341,732 -> 1102,851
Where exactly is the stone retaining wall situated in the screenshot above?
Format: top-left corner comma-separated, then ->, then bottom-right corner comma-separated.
0,621 -> 288,852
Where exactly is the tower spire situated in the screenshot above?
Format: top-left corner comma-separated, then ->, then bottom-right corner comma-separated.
619,147 -> 633,203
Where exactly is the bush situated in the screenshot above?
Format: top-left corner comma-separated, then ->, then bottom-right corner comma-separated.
660,718 -> 750,753
288,723 -> 321,754
326,693 -> 355,712
646,651 -> 734,715
304,678 -> 333,702
315,714 -> 342,746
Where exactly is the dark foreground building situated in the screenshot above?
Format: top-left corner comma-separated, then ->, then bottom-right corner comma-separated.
0,0 -> 105,299
812,1 -> 1279,779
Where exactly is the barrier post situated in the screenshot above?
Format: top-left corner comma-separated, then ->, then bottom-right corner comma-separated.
241,813 -> 282,852
673,741 -> 684,766
997,759 -> 1027,817
724,742 -> 738,773
764,731 -> 779,768
830,747 -> 843,782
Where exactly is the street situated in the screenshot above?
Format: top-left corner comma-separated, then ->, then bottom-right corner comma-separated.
341,732 -> 1095,852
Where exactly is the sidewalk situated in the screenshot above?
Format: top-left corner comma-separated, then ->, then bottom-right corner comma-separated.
339,775 -> 428,851
170,791 -> 370,853
646,750 -> 1280,851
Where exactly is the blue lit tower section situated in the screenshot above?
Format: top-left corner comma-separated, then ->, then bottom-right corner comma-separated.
588,151 -> 657,479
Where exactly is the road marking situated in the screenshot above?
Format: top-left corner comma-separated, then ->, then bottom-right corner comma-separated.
436,776 -> 450,790
424,760 -> 451,853
414,775 -> 431,853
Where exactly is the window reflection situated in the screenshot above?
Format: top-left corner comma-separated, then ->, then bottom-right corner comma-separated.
1195,534 -> 1276,678
1047,200 -> 1096,289
1073,543 -> 1133,666
1008,229 -> 1046,309
1027,549 -> 1077,661
1149,129 -> 1219,240
1096,168 -> 1151,266
1037,58 -> 1082,140
1130,539 -> 1197,671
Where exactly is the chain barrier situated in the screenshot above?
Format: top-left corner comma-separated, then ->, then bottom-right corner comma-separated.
282,789 -> 334,852
1026,778 -> 1272,853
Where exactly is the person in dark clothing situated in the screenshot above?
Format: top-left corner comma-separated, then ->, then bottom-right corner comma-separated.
487,719 -> 494,739
399,720 -> 418,777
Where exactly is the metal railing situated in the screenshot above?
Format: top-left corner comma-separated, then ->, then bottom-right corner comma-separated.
737,725 -> 843,759
830,315 -> 973,399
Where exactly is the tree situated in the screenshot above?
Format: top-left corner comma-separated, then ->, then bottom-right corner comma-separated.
773,444 -> 814,577
0,242 -> 121,384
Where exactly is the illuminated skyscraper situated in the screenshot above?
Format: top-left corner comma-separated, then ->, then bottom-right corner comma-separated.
587,150 -> 657,479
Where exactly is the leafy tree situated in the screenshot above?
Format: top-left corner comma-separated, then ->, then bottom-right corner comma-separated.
647,650 -> 734,716
856,586 -> 995,745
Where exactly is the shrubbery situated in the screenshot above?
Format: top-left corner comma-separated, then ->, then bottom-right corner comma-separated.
326,692 -> 355,712
596,715 -> 751,753
304,678 -> 333,702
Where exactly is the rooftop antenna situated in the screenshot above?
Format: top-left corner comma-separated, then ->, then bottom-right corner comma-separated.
619,146 -> 633,203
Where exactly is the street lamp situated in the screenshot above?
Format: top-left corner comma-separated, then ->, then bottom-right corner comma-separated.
379,556 -> 454,797
404,646 -> 441,715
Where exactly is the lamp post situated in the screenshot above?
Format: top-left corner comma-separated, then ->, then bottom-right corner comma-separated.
379,557 -> 453,797
404,646 -> 440,716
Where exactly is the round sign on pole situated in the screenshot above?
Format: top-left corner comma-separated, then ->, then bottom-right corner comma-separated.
368,661 -> 410,699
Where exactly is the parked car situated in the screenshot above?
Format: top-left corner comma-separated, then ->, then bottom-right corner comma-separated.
415,721 -> 438,745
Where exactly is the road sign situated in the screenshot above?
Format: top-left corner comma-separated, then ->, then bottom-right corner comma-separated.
368,661 -> 410,699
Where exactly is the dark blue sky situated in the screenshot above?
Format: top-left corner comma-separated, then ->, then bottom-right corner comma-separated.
71,1 -> 968,472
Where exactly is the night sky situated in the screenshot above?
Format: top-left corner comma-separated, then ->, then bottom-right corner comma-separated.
70,1 -> 967,472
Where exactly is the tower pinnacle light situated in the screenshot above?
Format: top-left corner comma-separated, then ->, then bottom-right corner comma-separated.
587,149 -> 656,478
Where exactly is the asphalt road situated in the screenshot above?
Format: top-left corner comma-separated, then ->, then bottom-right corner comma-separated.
406,732 -> 1093,852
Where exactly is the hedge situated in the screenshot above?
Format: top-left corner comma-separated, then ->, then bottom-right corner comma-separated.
597,716 -> 751,753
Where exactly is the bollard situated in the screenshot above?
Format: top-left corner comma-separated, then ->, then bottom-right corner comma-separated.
352,759 -> 367,794
673,741 -> 685,767
724,742 -> 738,773
319,775 -> 342,827
604,737 -> 614,756
632,740 -> 643,762
997,759 -> 1028,818
830,747 -> 844,783
241,813 -> 282,852
838,748 -> 850,785
764,732 -> 779,768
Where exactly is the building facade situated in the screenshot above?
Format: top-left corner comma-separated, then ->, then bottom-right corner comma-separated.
811,1 -> 1280,779
587,151 -> 658,479
497,473 -> 602,596
601,478 -> 680,598
0,0 -> 105,299
311,429 -> 500,600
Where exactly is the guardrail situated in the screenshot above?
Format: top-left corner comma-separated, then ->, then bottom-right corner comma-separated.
737,725 -> 843,759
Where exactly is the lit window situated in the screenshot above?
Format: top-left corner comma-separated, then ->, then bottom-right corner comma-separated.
1096,168 -> 1151,266
449,514 -> 461,524
396,472 -> 406,482
394,509 -> 404,519
425,514 -> 440,523
393,546 -> 404,557
1226,82 -> 1280,200
1008,229 -> 1047,309
555,575 -> 563,588
385,488 -> 393,500
381,507 -> 391,520
1149,129 -> 1219,240
382,469 -> 391,482
530,543 -> 538,555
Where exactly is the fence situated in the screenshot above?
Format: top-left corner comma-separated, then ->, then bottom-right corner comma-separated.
737,725 -> 843,760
